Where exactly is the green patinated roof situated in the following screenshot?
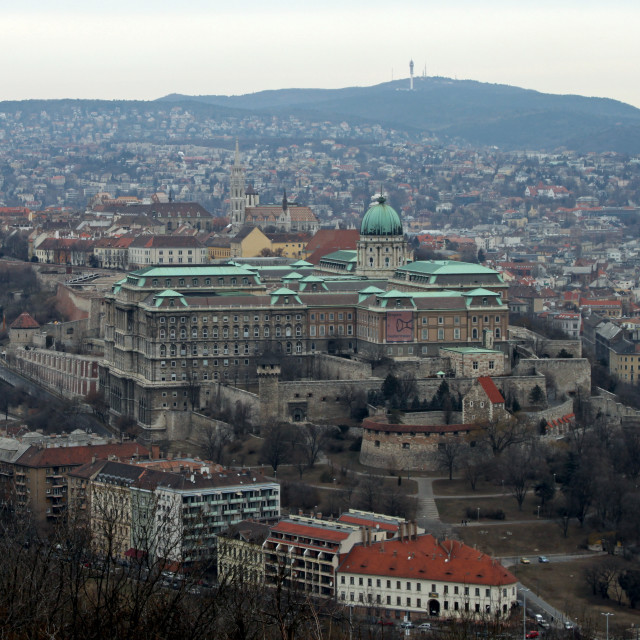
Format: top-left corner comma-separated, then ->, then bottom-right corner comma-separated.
360,196 -> 403,236
320,250 -> 358,263
440,347 -> 503,354
299,275 -> 325,282
153,290 -> 187,307
358,286 -> 385,294
290,259 -> 313,267
282,272 -> 304,280
378,289 -> 415,298
398,260 -> 501,277
463,288 -> 502,296
131,266 -> 256,277
271,287 -> 297,296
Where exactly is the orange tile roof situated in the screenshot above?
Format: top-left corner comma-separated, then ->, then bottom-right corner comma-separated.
269,520 -> 351,543
10,312 -> 40,330
15,442 -> 150,468
338,535 -> 516,586
477,377 -> 505,404
337,514 -> 398,532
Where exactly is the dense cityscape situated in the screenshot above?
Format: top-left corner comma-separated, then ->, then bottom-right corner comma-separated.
1,85 -> 640,640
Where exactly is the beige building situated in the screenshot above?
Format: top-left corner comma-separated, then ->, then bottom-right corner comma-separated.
440,346 -> 506,378
337,535 -> 517,622
217,520 -> 271,584
461,377 -> 508,424
10,443 -> 148,527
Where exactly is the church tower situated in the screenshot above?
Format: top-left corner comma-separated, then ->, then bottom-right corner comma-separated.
230,139 -> 246,230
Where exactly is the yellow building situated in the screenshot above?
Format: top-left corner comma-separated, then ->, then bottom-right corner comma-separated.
267,232 -> 312,259
206,238 -> 232,261
610,347 -> 640,384
230,226 -> 271,258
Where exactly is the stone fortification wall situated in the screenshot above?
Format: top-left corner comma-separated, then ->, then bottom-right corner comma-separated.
385,358 -> 453,379
590,388 -> 640,422
513,358 -> 590,396
55,284 -> 92,321
275,378 -> 382,424
509,326 -> 582,358
211,383 -> 260,425
523,398 -> 574,433
258,368 -> 549,424
360,417 -> 474,470
312,354 -> 372,380
394,411 -> 463,425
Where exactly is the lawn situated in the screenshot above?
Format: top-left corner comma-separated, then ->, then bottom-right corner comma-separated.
436,492 -> 551,524
432,477 -> 506,497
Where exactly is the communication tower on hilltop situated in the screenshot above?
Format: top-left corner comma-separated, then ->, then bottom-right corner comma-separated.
409,59 -> 414,90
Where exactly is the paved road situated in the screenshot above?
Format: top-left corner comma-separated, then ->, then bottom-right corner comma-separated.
0,361 -> 113,438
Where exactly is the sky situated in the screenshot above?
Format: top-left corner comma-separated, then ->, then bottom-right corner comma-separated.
3,0 -> 640,108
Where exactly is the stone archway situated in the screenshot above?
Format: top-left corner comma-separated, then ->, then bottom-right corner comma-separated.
428,599 -> 440,616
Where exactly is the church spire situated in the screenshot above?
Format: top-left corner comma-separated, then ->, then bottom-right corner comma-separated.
234,138 -> 240,166
282,188 -> 288,212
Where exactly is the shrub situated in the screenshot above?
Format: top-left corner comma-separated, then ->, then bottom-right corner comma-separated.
348,437 -> 362,452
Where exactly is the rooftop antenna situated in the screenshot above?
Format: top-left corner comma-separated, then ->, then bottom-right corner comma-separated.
409,59 -> 414,90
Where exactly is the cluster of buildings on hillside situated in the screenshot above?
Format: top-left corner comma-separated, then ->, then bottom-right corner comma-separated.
0,432 -> 516,623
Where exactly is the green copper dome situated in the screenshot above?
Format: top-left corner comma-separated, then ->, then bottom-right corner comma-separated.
360,196 -> 403,236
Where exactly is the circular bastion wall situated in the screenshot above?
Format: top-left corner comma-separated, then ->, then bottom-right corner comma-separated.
359,413 -> 473,471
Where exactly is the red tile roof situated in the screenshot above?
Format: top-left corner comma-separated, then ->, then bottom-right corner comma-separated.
269,520 -> 351,543
477,377 -> 505,404
15,442 -> 150,468
338,535 -> 516,587
10,312 -> 40,330
337,514 -> 398,532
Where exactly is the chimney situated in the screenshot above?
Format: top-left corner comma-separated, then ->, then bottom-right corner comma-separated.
151,445 -> 160,460
361,527 -> 366,545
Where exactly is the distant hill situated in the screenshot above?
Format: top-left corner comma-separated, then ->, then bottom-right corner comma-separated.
159,77 -> 640,152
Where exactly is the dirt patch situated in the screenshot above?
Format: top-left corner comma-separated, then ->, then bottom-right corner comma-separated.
437,493 -> 550,523
517,557 -> 640,636
453,522 -> 589,558
432,477 -> 505,496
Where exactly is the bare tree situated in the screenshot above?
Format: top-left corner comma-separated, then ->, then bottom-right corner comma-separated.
472,416 -> 530,457
259,423 -> 294,472
435,439 -> 464,481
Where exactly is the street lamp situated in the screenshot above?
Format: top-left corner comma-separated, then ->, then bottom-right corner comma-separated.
553,473 -> 557,484
477,507 -> 480,522
537,505 -> 540,519
602,612 -> 614,640
521,587 -> 530,640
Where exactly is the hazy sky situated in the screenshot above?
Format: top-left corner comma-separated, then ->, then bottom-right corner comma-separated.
3,0 -> 640,108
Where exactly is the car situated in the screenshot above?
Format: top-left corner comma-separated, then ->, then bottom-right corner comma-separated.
375,620 -> 394,626
526,632 -> 540,639
400,621 -> 414,629
564,622 -> 574,630
521,557 -> 531,564
538,555 -> 550,563
418,622 -> 433,630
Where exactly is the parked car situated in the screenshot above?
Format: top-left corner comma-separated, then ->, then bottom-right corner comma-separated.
521,557 -> 531,564
538,556 -> 550,563
418,622 -> 433,630
375,620 -> 394,626
526,632 -> 540,639
564,622 -> 574,630
400,621 -> 414,629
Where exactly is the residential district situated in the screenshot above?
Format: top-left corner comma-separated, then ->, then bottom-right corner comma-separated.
0,107 -> 639,634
